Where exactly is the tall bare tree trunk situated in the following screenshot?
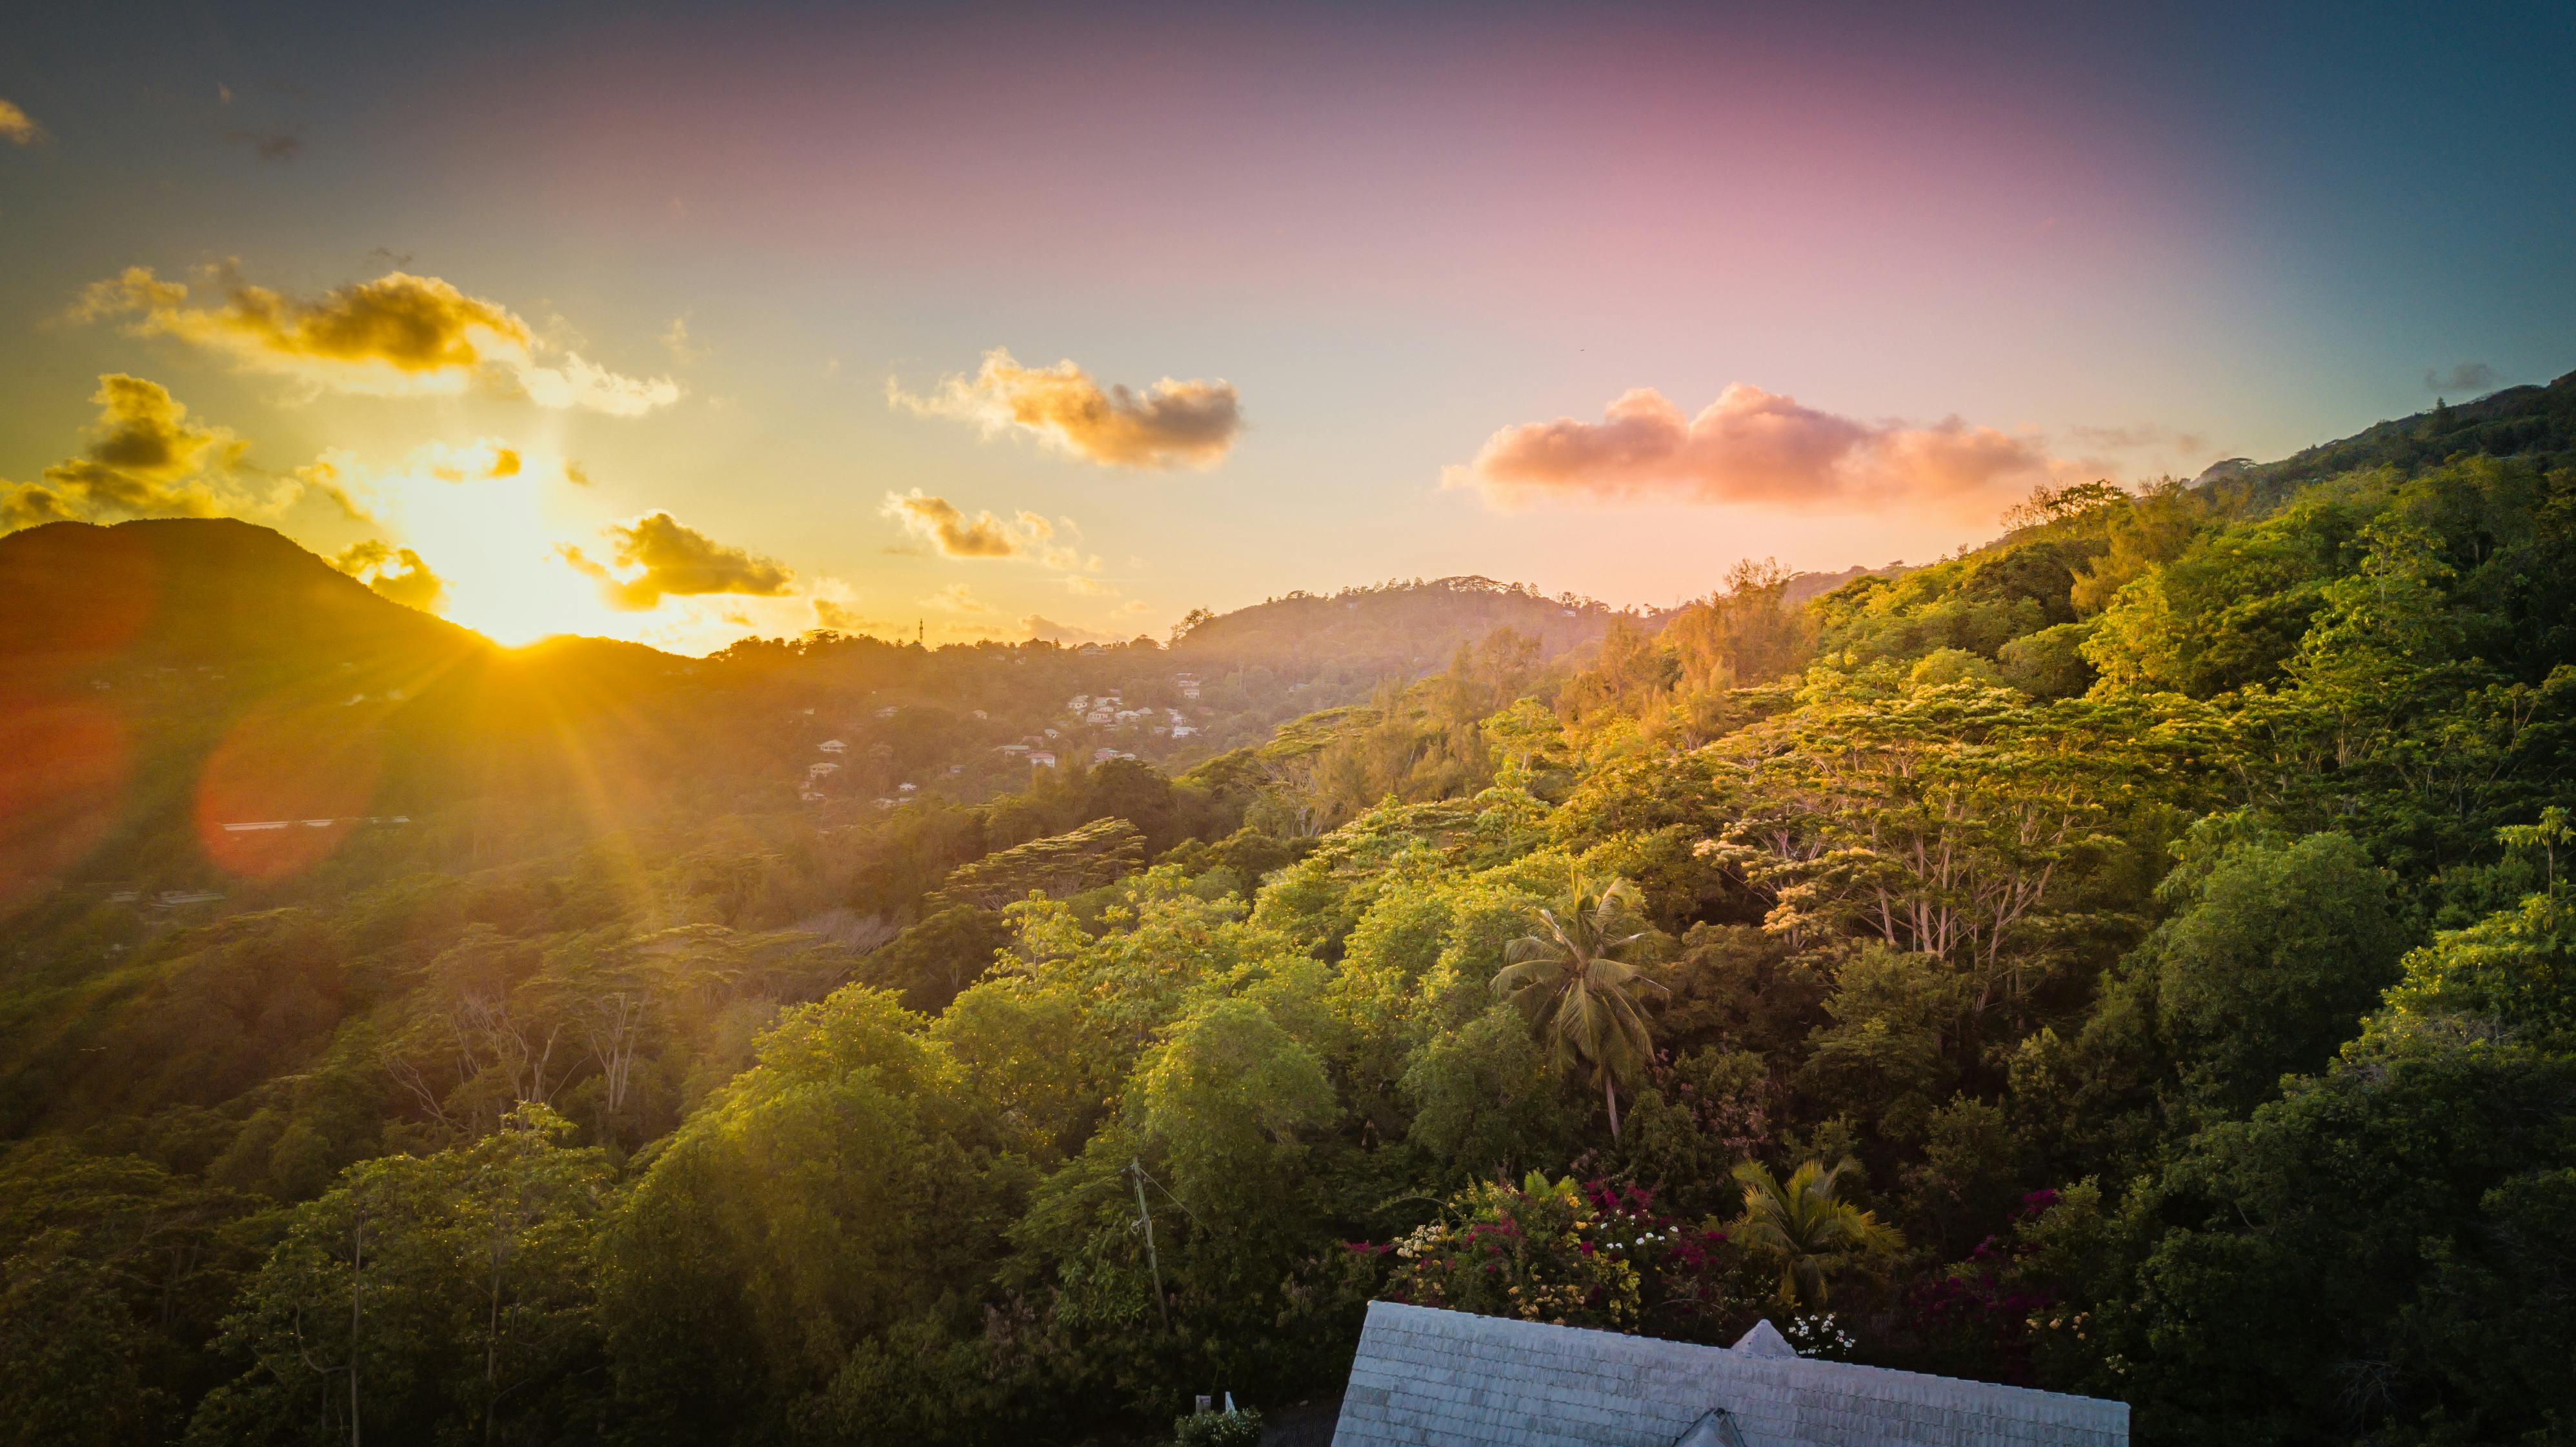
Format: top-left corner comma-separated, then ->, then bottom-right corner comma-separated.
348,1217 -> 364,1447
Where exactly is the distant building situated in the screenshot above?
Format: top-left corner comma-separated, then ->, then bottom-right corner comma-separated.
1027,751 -> 1058,767
898,782 -> 917,793
874,705 -> 899,718
809,762 -> 840,777
1000,744 -> 1031,756
1330,1303 -> 2128,1447
819,739 -> 847,753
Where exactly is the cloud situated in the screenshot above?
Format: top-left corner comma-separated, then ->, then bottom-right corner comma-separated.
227,129 -> 301,162
921,583 -> 988,614
880,488 -> 1103,576
515,353 -> 681,417
405,437 -> 521,482
2424,362 -> 2502,396
1021,614 -> 1119,645
881,489 -> 1041,558
0,374 -> 248,531
660,317 -> 704,364
1450,383 -> 2067,514
812,597 -> 877,633
889,347 -> 1242,469
72,263 -> 679,416
332,540 -> 447,612
1062,574 -> 1114,596
558,512 -> 794,611
2062,423 -> 2210,456
273,449 -> 376,525
0,100 -> 43,146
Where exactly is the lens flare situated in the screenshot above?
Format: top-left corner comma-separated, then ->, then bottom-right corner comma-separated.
194,700 -> 387,880
0,694 -> 132,909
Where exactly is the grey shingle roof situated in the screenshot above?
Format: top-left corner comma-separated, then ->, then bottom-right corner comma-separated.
1330,1302 -> 2129,1447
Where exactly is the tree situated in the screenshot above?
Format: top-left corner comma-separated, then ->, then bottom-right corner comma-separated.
2101,822 -> 2404,1123
194,1106 -> 611,1447
933,817 -> 1146,911
1729,1158 -> 1904,1310
1491,876 -> 1667,1139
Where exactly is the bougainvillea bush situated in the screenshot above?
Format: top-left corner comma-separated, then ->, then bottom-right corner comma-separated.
1367,1173 -> 1752,1341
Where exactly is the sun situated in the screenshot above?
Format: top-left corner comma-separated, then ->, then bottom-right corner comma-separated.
385,463 -> 624,647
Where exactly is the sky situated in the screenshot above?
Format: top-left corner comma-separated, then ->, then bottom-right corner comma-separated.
3,1 -> 2571,653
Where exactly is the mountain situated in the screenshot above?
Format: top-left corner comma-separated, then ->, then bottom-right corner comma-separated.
1169,575 -> 1629,671
0,516 -> 490,695
2200,365 -> 2576,510
0,527 -> 1667,907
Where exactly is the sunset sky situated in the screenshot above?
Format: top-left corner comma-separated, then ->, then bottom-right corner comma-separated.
4,1 -> 2571,653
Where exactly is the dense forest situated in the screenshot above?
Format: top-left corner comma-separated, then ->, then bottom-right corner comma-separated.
3,370 -> 2575,1446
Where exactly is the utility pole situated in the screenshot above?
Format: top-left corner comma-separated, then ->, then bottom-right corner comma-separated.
1128,1157 -> 1169,1331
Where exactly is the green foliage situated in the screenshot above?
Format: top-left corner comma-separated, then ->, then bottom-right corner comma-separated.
1490,877 -> 1667,1138
11,423 -> 2576,1444
1729,1158 -> 1904,1310
2097,822 -> 2404,1122
194,1104 -> 612,1446
1169,1406 -> 1264,1447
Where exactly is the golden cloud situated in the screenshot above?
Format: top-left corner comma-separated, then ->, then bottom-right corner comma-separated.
332,540 -> 448,613
889,348 -> 1242,469
0,99 -> 43,147
408,437 -> 521,482
921,582 -> 988,614
812,597 -> 876,633
1,374 -> 248,532
1452,383 -> 2066,514
881,489 -> 1040,558
881,489 -> 1102,576
558,512 -> 794,611
74,264 -> 679,416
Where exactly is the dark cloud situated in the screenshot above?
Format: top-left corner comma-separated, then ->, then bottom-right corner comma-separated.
73,263 -> 678,414
227,128 -> 302,162
881,488 -> 1049,558
2424,362 -> 2502,396
890,348 -> 1243,469
558,512 -> 795,611
0,374 -> 247,532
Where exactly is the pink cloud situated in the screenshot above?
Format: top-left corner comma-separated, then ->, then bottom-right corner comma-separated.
1453,383 -> 2068,514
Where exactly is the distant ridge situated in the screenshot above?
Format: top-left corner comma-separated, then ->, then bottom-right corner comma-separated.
2201,365 -> 2576,511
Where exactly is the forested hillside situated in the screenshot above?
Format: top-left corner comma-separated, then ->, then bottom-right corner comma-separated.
3,377 -> 2575,1446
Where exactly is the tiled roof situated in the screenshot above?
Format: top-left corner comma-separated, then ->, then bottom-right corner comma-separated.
1330,1302 -> 2128,1447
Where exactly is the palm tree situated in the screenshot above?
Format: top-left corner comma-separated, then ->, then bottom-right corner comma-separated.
1491,876 -> 1666,1138
1729,1157 -> 1906,1310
